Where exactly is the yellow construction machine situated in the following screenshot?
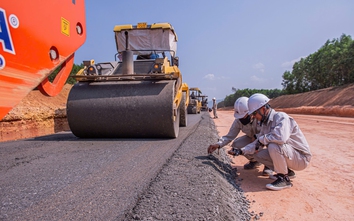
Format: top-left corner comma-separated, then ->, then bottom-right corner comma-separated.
200,95 -> 209,111
67,22 -> 188,138
187,87 -> 202,114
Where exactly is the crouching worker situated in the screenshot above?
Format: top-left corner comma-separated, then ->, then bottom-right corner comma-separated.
207,97 -> 271,175
235,93 -> 312,191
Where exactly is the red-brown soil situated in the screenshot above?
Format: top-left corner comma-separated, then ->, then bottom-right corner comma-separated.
212,111 -> 354,221
0,85 -> 72,142
269,83 -> 354,117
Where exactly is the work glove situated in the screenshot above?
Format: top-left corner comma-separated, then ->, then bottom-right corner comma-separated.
255,139 -> 264,151
207,144 -> 220,154
228,148 -> 243,156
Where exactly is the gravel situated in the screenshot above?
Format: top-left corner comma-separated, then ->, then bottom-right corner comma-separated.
124,114 -> 252,221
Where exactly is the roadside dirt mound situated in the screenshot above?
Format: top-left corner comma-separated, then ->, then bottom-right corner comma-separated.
219,83 -> 354,117
269,83 -> 354,117
2,84 -> 72,121
0,85 -> 72,142
1,83 -> 354,142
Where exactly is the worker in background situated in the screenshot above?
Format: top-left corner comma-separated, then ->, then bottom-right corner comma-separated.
191,92 -> 196,99
232,93 -> 312,191
207,97 -> 272,175
212,97 -> 218,118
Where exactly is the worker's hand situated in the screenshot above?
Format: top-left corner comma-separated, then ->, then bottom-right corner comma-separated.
255,139 -> 264,150
228,148 -> 243,156
257,136 -> 265,145
208,144 -> 220,154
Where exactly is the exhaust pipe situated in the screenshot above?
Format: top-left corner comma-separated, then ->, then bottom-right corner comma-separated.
122,31 -> 134,75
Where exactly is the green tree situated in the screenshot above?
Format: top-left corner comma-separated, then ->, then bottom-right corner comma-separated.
48,63 -> 84,85
281,34 -> 354,93
222,88 -> 285,107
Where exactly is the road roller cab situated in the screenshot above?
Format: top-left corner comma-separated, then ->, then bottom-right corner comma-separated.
187,87 -> 202,114
67,22 -> 188,138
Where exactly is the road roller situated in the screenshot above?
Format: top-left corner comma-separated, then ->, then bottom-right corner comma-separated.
187,87 -> 202,114
67,22 -> 189,138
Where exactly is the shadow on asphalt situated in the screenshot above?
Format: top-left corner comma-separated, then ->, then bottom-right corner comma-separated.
27,131 -> 172,142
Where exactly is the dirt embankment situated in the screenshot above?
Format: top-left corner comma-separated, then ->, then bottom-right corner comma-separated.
269,83 -> 354,117
1,83 -> 354,142
219,83 -> 354,117
0,85 -> 72,142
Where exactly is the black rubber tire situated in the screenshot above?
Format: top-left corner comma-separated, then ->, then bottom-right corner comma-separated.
187,106 -> 193,114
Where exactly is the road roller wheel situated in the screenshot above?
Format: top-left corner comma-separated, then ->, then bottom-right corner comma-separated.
67,80 -> 180,138
179,92 -> 187,127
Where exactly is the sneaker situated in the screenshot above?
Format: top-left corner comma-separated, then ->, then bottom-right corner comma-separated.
243,161 -> 261,169
269,168 -> 296,180
266,174 -> 293,191
287,168 -> 296,178
262,166 -> 273,176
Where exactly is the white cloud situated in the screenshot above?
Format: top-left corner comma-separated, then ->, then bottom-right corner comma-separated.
281,56 -> 306,69
250,75 -> 264,82
203,74 -> 229,80
253,63 -> 265,73
219,76 -> 229,80
203,74 -> 215,80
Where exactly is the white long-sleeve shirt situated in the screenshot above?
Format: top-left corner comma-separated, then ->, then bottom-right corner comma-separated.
242,109 -> 312,160
217,118 -> 259,148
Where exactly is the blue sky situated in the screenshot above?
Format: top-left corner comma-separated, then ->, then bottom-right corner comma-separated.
74,0 -> 354,100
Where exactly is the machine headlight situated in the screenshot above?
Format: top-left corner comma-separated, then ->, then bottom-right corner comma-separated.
87,66 -> 97,75
153,63 -> 161,72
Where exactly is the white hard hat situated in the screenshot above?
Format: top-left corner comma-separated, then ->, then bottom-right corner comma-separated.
234,97 -> 249,119
212,97 -> 216,100
248,93 -> 270,114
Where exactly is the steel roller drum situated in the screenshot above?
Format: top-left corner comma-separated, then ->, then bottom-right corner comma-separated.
67,80 -> 179,138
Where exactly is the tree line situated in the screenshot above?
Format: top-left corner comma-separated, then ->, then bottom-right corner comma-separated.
220,88 -> 284,107
282,34 -> 354,94
221,33 -> 354,107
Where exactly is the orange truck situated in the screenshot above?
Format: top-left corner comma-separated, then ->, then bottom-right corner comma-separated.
0,0 -> 86,120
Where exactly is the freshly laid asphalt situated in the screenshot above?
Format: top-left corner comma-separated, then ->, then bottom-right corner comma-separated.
0,112 -> 252,220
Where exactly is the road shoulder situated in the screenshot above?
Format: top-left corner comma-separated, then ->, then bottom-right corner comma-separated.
212,110 -> 354,221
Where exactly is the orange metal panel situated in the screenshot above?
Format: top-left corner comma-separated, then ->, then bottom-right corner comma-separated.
0,0 -> 86,120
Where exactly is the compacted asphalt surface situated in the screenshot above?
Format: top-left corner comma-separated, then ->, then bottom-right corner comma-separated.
0,112 -> 252,221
